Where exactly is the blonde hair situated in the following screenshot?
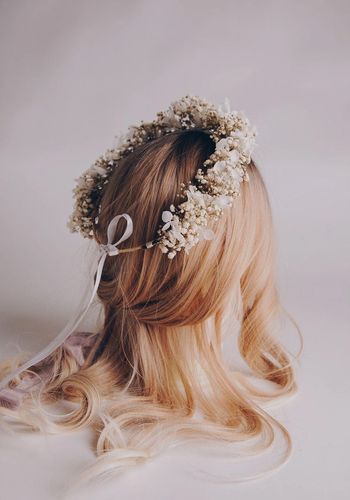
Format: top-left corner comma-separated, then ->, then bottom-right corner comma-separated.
0,129 -> 302,491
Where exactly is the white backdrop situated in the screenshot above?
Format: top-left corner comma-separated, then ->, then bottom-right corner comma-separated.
0,1 -> 349,499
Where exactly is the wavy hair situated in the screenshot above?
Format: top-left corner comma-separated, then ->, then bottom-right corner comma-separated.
0,129 -> 302,491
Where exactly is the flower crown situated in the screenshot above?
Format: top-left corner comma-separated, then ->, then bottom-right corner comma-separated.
67,94 -> 258,259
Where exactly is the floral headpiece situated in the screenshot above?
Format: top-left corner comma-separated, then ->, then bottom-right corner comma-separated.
67,94 -> 258,259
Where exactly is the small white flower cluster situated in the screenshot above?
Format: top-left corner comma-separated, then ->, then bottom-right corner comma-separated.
67,95 -> 258,258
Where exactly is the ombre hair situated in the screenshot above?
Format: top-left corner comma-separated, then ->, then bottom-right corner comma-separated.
0,129 -> 302,490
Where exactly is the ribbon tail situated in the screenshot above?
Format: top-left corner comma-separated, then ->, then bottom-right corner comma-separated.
0,253 -> 107,390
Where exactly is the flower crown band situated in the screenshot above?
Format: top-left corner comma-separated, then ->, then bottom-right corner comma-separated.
67,94 -> 258,259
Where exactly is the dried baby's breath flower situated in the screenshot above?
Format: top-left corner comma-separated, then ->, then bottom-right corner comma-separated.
67,94 -> 258,258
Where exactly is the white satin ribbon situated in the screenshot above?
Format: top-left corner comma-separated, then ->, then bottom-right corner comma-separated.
0,213 -> 133,390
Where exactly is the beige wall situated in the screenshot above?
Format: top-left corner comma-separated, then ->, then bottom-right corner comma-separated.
0,1 -> 349,499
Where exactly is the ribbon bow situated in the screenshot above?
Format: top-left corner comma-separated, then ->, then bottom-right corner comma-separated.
99,213 -> 133,257
0,213 -> 133,391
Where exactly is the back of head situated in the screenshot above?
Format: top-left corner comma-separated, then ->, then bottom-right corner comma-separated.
91,129 -> 285,396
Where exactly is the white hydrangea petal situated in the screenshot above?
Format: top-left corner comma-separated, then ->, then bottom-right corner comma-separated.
213,160 -> 227,173
228,149 -> 239,163
162,222 -> 171,231
216,138 -> 230,151
215,195 -> 232,208
230,168 -> 243,182
162,211 -> 173,223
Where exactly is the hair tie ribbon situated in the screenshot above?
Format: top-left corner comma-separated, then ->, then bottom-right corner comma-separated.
0,213 -> 133,391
